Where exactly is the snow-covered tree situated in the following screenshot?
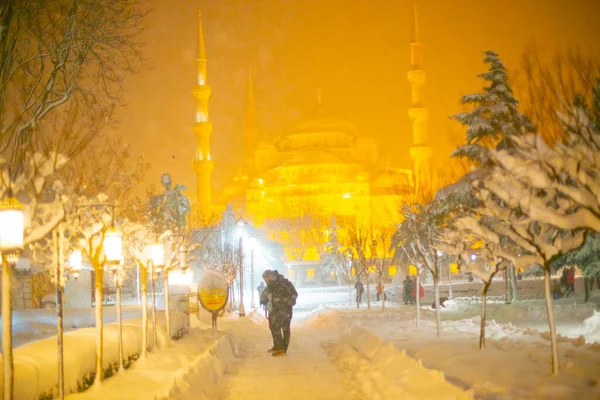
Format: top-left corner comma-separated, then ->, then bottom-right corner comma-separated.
451,50 -> 534,166
392,204 -> 442,334
1,152 -> 68,398
468,151 -> 586,375
321,215 -> 353,287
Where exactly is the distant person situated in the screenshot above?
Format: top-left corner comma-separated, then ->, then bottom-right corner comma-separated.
376,283 -> 385,302
412,278 -> 424,303
262,270 -> 297,356
551,280 -> 563,300
402,276 -> 414,305
567,267 -> 575,296
256,281 -> 266,309
354,281 -> 364,307
561,268 -> 569,294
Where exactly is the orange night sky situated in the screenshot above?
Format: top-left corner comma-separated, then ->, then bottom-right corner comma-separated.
110,0 -> 600,198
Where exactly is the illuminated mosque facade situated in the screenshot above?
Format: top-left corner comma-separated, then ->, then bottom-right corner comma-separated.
192,5 -> 432,283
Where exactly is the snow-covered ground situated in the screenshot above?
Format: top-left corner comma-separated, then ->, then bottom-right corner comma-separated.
2,285 -> 600,399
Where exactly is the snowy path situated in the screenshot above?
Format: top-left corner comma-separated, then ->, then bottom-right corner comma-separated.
221,314 -> 349,399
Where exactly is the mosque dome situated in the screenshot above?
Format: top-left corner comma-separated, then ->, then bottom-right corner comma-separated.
288,105 -> 360,137
274,105 -> 359,152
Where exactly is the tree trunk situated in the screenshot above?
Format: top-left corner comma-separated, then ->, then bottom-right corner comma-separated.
479,278 -> 493,350
543,267 -> 560,376
140,265 -> 148,359
510,264 -> 519,302
151,273 -> 157,350
93,267 -> 104,386
366,278 -> 371,310
380,277 -> 385,312
229,281 -> 236,311
415,273 -> 420,327
434,277 -> 441,338
505,268 -> 511,304
56,224 -> 65,399
164,269 -> 171,341
117,283 -> 124,371
2,258 -> 14,400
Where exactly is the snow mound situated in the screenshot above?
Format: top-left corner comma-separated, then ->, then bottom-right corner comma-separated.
304,305 -> 345,329
247,308 -> 270,326
578,311 -> 600,344
332,325 -> 474,399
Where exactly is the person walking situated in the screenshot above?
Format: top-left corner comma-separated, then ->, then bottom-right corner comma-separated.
262,270 -> 297,356
376,283 -> 384,302
257,281 -> 267,316
354,280 -> 364,308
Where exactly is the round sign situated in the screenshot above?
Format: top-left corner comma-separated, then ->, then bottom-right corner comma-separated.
198,269 -> 229,312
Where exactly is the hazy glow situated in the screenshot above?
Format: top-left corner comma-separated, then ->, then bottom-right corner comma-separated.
104,229 -> 123,263
0,198 -> 24,251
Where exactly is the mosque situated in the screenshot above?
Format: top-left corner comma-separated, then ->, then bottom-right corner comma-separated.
191,5 -> 433,284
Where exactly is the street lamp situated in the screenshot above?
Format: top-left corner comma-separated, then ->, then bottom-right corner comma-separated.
247,236 -> 258,308
104,228 -> 124,371
236,218 -> 246,317
149,244 -> 164,349
163,238 -> 188,342
69,250 -> 83,280
0,192 -> 24,400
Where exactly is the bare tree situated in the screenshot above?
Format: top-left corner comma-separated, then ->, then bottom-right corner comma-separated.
345,221 -> 372,308
392,204 -> 442,335
367,227 -> 394,312
516,46 -> 597,144
0,0 -> 147,170
263,194 -> 328,264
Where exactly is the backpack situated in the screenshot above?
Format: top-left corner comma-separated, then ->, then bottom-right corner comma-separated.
283,279 -> 298,307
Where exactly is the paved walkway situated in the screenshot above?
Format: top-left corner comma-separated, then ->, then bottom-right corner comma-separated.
221,318 -> 349,399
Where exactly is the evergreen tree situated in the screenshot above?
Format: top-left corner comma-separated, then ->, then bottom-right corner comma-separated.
451,51 -> 534,165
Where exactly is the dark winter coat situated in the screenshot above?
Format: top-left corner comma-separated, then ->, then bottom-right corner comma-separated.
267,273 -> 298,312
354,281 -> 364,294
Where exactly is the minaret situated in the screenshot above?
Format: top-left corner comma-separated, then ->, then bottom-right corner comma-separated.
243,68 -> 260,170
193,8 -> 213,218
407,1 -> 432,196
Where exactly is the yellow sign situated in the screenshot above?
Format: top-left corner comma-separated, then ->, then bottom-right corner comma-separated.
198,269 -> 228,312
450,263 -> 459,274
409,265 -> 418,275
351,267 -> 356,276
388,265 -> 398,276
307,268 -> 315,279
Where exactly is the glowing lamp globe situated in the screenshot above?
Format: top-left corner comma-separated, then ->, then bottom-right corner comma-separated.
69,250 -> 83,279
0,194 -> 24,264
104,228 -> 123,266
151,244 -> 165,272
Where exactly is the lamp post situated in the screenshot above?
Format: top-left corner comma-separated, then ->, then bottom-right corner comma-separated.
104,228 -> 124,370
150,244 -> 164,349
62,248 -> 82,397
54,222 -> 82,400
0,191 -> 24,400
236,218 -> 246,317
